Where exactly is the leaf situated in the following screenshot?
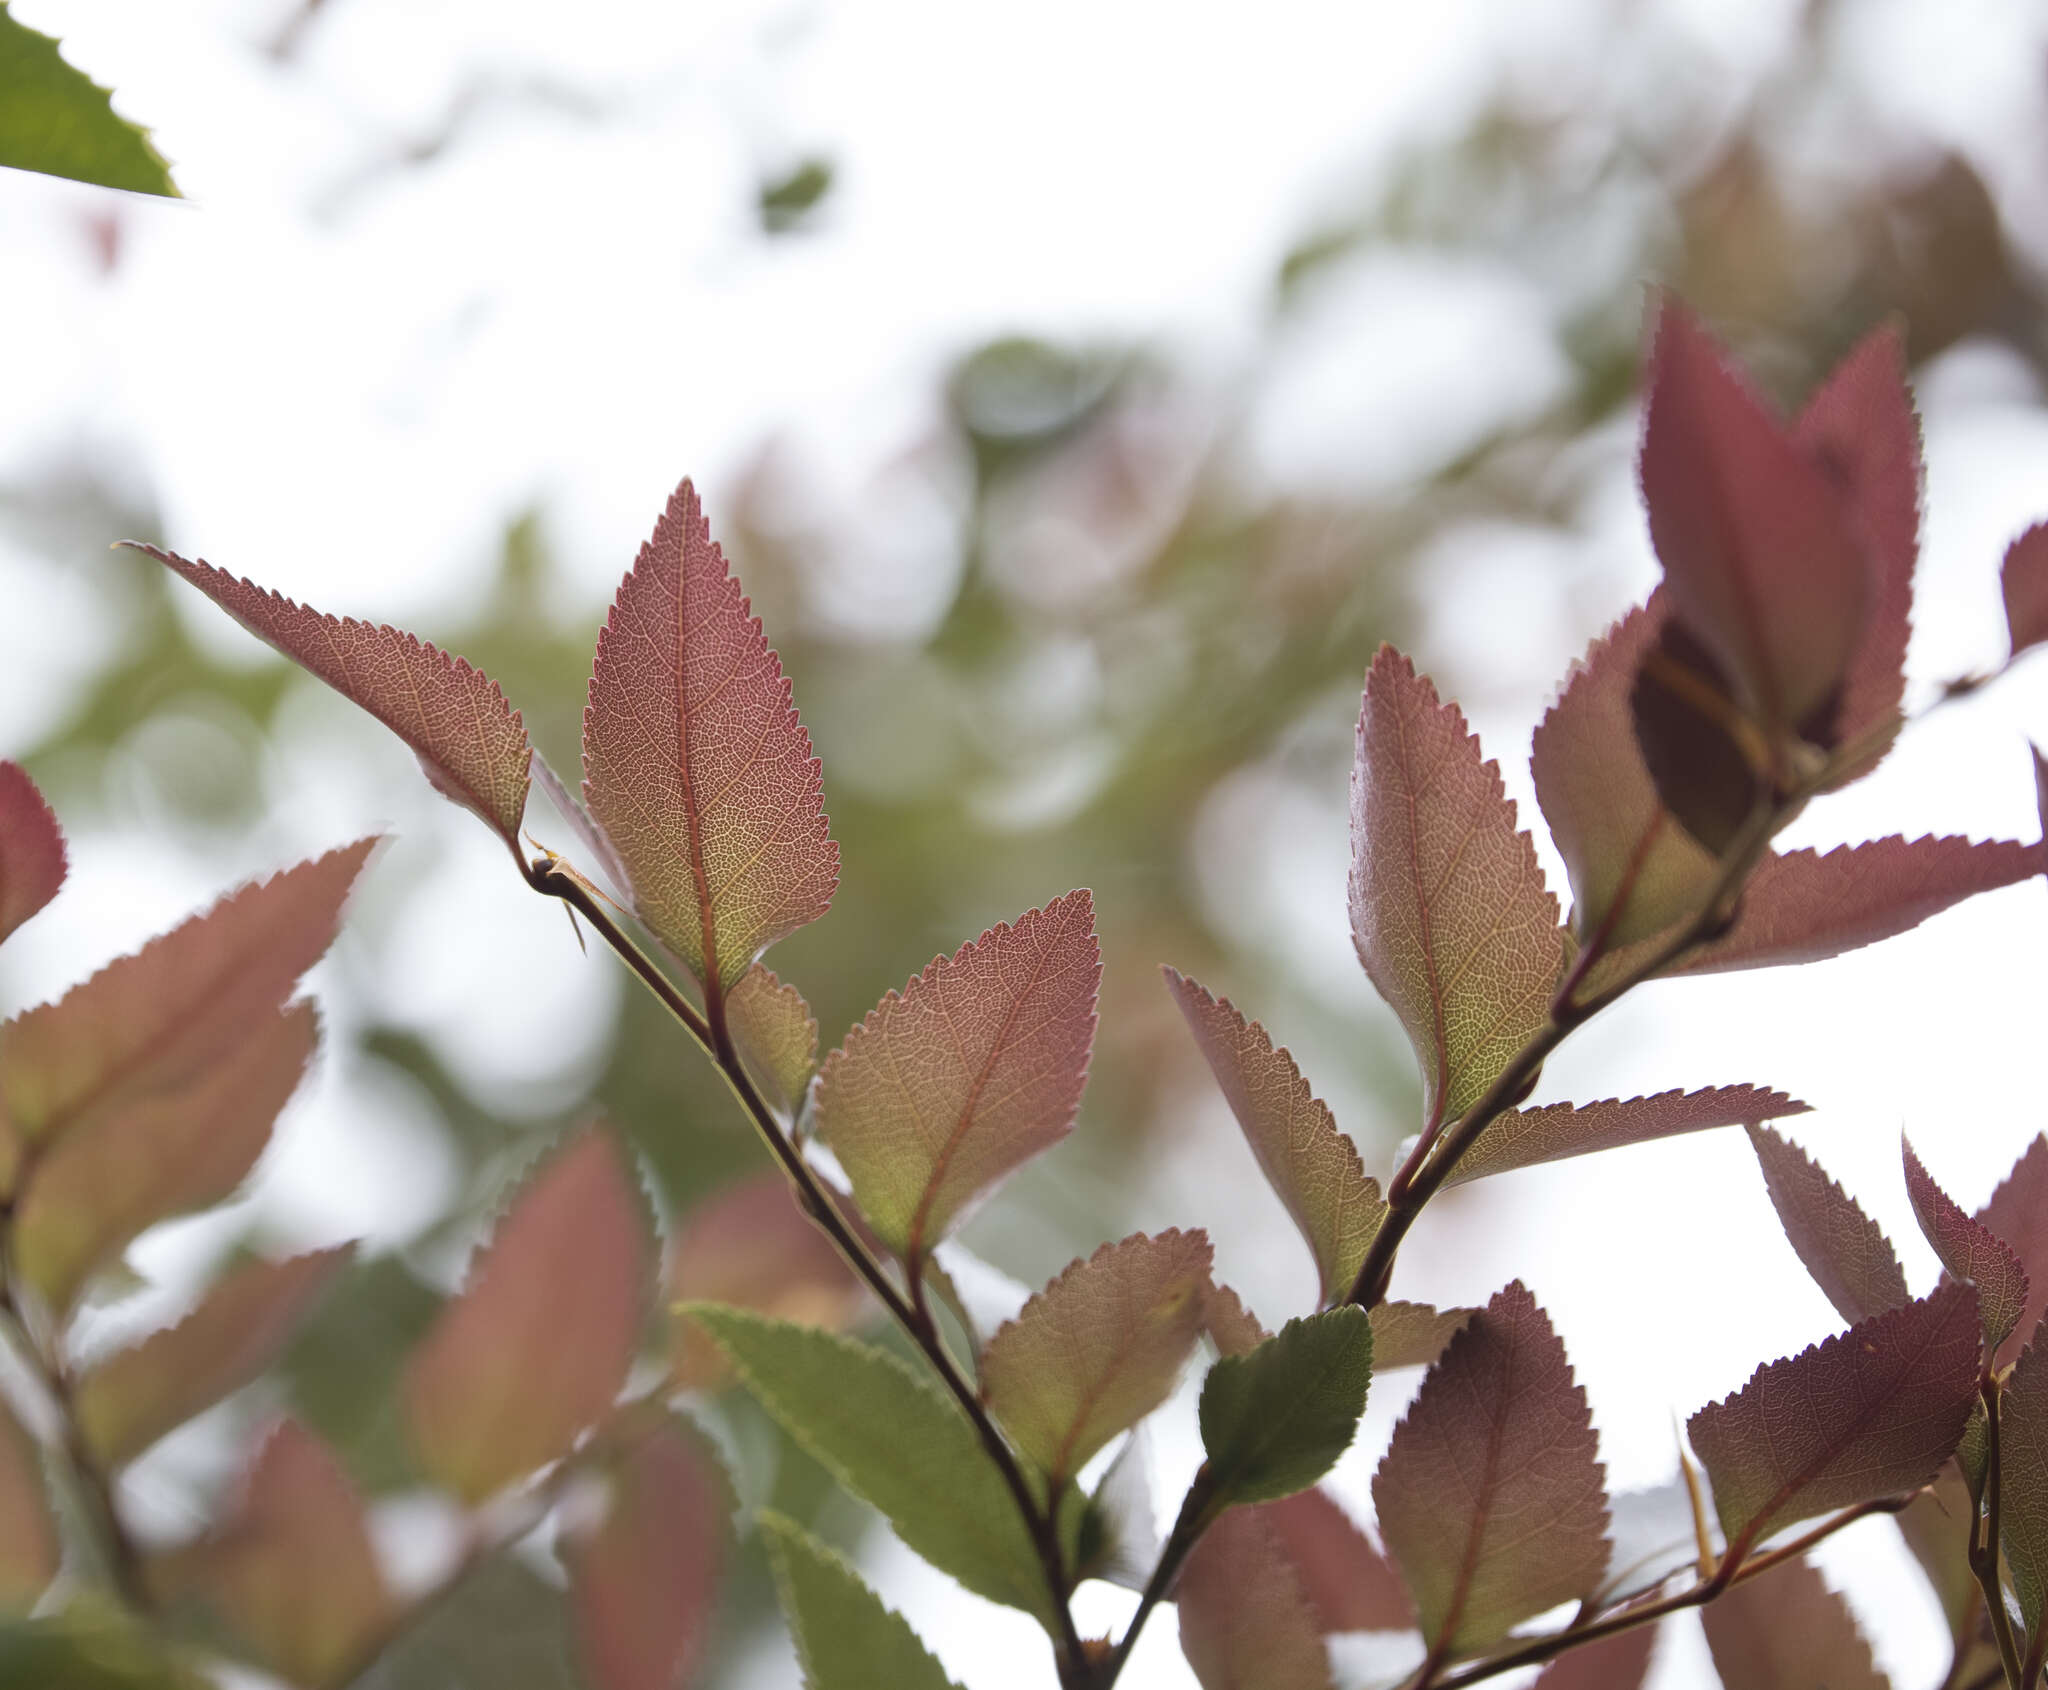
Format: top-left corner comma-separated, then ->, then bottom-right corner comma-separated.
1205,1283 -> 1267,1358
1687,1283 -> 1981,1551
1904,1139 -> 2029,1353
76,1246 -> 352,1468
814,891 -> 1100,1260
1529,1625 -> 1657,1690
0,1397 -> 55,1611
1747,1125 -> 1908,1327
582,479 -> 838,1003
759,1512 -> 964,1690
1163,971 -> 1384,1304
0,10 -> 178,196
2002,1338 -> 2048,1645
132,548 -> 531,860
982,1230 -> 1212,1487
1628,617 -> 1768,856
1639,298 -> 1869,737
1369,1301 -> 1475,1371
0,762 -> 64,948
683,1304 -> 1052,1623
1261,1487 -> 1413,1633
1445,1084 -> 1807,1186
2003,523 -> 2048,659
1177,1507 -> 1335,1690
562,1413 -> 728,1690
1201,1308 -> 1373,1506
1978,1135 -> 2048,1369
406,1127 -> 650,1503
1373,1282 -> 1608,1657
1349,647 -> 1565,1133
0,1606 -> 211,1690
1699,1555 -> 1890,1690
1897,1467 -> 1991,1676
351,1552 -> 577,1690
1083,1427 -> 1157,1589
667,1171 -> 862,1390
726,964 -> 818,1118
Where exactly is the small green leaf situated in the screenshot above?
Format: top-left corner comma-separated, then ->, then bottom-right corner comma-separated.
759,1512 -> 964,1690
0,1603 -> 211,1690
0,8 -> 178,197
1368,1300 -> 1474,1371
725,965 -> 819,1119
1200,1308 -> 1372,1506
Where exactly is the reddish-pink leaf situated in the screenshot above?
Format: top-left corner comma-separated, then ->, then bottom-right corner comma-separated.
1700,1555 -> 1890,1690
2003,523 -> 2048,659
813,891 -> 1100,1261
406,1127 -> 651,1503
1747,1125 -> 1909,1328
1904,1139 -> 2029,1353
1529,1624 -> 1657,1690
1640,298 -> 1870,736
0,1395 -> 56,1611
1370,1300 -> 1476,1372
582,479 -> 838,1004
1687,1283 -> 1981,1551
1206,1283 -> 1268,1358
1445,1084 -> 1807,1187
1176,1505 -> 1335,1690
982,1230 -> 1212,1487
1998,1338 -> 2048,1634
1976,1136 -> 2048,1369
130,546 -> 531,858
1261,1486 -> 1413,1633
0,761 -> 65,948
76,1245 -> 352,1468
1164,970 -> 1384,1305
563,1412 -> 728,1690
1373,1281 -> 1609,1656
1350,647 -> 1565,1134
725,963 -> 818,1119
667,1171 -> 862,1390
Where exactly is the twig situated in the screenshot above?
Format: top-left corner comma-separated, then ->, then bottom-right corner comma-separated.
1971,1375 -> 2028,1688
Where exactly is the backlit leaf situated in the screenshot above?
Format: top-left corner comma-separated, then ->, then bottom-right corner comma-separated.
1373,1282 -> 1608,1656
2003,523 -> 2048,659
1164,970 -> 1383,1305
1747,1125 -> 1908,1327
133,548 -> 531,858
982,1230 -> 1212,1487
0,1607 -> 211,1690
0,762 -> 64,948
1201,1308 -> 1373,1506
1349,647 -> 1565,1133
582,480 -> 838,1003
1445,1084 -> 1806,1186
1083,1427 -> 1157,1589
406,1128 -> 650,1503
684,1304 -> 1051,1622
0,1397 -> 55,1610
77,1246 -> 352,1468
1977,1135 -> 2048,1369
1262,1487 -> 1413,1633
1687,1283 -> 1980,1550
1177,1507 -> 1334,1690
726,965 -> 818,1119
1628,617 -> 1766,855
1897,1467 -> 1991,1676
1529,1625 -> 1657,1690
1999,1338 -> 2048,1635
1904,1139 -> 2029,1352
814,891 -> 1099,1261
1205,1283 -> 1267,1357
1369,1301 -> 1475,1371
759,1512 -> 963,1690
1700,1555 -> 1889,1690
0,10 -> 178,196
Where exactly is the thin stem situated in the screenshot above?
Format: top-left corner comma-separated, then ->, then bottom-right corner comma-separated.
1971,1375 -> 2028,1689
1099,1464 -> 1220,1687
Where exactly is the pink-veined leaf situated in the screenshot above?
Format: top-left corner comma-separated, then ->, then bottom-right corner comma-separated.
1687,1282 -> 1981,1552
1639,298 -> 1870,737
1262,1487 -> 1413,1634
1163,970 -> 1383,1305
1973,1136 -> 2048,1370
1372,1281 -> 1609,1657
1349,647 -> 1565,1135
1444,1084 -> 1807,1187
0,1395 -> 56,1611
563,1410 -> 729,1690
406,1127 -> 651,1503
129,546 -> 531,859
2003,523 -> 2048,659
725,964 -> 818,1119
983,1230 -> 1211,1487
1904,1139 -> 2029,1353
1999,1338 -> 2048,1637
1529,1624 -> 1657,1690
1700,1554 -> 1890,1690
1747,1125 -> 1908,1328
582,479 -> 838,1005
1177,1505 -> 1335,1690
1206,1283 -> 1267,1358
1369,1300 -> 1476,1371
814,891 -> 1099,1261
0,761 -> 65,948
76,1245 -> 351,1468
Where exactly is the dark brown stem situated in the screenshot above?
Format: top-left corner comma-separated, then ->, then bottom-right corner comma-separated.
1098,1464 -> 1220,1687
1971,1374 -> 2029,1688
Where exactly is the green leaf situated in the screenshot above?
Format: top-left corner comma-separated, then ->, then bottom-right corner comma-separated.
725,965 -> 819,1119
1904,1138 -> 2029,1353
1176,1506 -> 1334,1690
1445,1084 -> 1807,1186
1200,1308 -> 1373,1506
0,8 -> 178,197
1999,1338 -> 2048,1636
0,760 -> 65,949
0,1604 -> 211,1690
1699,1554 -> 1890,1690
758,1512 -> 964,1690
683,1303 -> 1053,1624
1368,1300 -> 1474,1371
0,1396 -> 55,1611
1747,1124 -> 1908,1327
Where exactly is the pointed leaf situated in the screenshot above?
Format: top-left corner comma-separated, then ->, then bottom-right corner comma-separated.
0,1397 -> 56,1611
684,1304 -> 1052,1622
133,548 -> 531,858
726,964 -> 818,1118
1369,1300 -> 1476,1371
1205,1282 -> 1268,1358
0,762 -> 64,948
1999,1337 -> 2048,1636
406,1128 -> 650,1503
1262,1487 -> 1413,1633
1446,1084 -> 1807,1186
1373,1282 -> 1608,1657
1904,1140 -> 2029,1352
1177,1507 -> 1335,1690
982,1230 -> 1212,1487
582,479 -> 837,1001
1529,1625 -> 1657,1690
1700,1555 -> 1890,1690
0,10 -> 178,196
1349,647 -> 1565,1133
2003,523 -> 2048,659
1976,1137 -> 2048,1370
1898,1467 -> 1991,1674
1164,970 -> 1384,1305
759,1512 -> 963,1690
77,1246 -> 352,1468
1201,1308 -> 1373,1506
1747,1125 -> 1908,1327
1687,1283 -> 1981,1550
814,891 -> 1100,1260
